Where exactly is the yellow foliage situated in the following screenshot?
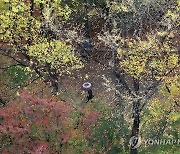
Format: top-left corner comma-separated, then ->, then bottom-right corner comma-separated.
28,40 -> 83,75
117,31 -> 179,79
0,0 -> 82,77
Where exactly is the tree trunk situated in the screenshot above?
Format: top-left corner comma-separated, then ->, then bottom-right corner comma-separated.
130,103 -> 140,154
130,78 -> 140,154
84,0 -> 90,38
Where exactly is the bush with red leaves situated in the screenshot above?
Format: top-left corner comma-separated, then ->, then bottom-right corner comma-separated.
0,91 -> 72,153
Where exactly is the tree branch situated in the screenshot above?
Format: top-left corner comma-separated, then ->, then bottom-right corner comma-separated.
0,50 -> 28,67
140,65 -> 179,112
0,64 -> 24,70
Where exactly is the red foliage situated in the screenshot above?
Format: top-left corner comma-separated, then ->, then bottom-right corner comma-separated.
0,91 -> 72,153
82,111 -> 99,126
80,111 -> 99,137
33,141 -> 50,154
0,91 -> 102,153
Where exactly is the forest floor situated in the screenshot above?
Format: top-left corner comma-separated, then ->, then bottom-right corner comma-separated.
59,57 -> 116,105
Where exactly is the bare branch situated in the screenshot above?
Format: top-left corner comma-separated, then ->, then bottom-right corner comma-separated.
0,49 -> 28,67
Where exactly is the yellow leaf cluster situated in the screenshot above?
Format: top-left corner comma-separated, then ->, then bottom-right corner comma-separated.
118,31 -> 179,79
28,40 -> 83,75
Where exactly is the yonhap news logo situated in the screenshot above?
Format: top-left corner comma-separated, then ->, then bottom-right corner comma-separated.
130,136 -> 179,149
129,136 -> 142,149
